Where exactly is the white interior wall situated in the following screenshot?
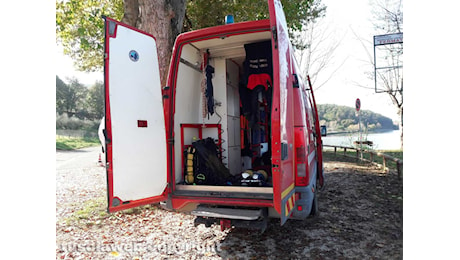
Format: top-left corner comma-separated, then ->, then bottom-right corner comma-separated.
174,46 -> 231,182
226,60 -> 241,175
174,44 -> 202,183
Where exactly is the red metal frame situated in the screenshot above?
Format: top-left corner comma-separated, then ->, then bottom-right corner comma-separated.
180,124 -> 222,151
103,17 -> 114,212
306,75 -> 324,188
108,195 -> 168,212
165,20 -> 275,212
179,123 -> 222,188
164,19 -> 272,202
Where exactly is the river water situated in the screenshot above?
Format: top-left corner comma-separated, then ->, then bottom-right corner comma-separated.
322,130 -> 402,151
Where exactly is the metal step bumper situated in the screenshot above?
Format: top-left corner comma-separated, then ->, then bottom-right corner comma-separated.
191,205 -> 264,220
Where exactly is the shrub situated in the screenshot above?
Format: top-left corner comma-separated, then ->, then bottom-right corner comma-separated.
56,113 -> 100,131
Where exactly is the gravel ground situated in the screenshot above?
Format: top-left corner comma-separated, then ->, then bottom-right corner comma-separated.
56,148 -> 402,259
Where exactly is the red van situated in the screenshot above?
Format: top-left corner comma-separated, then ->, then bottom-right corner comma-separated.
102,0 -> 325,231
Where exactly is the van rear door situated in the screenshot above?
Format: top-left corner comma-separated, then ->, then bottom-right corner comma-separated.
268,0 -> 296,225
103,17 -> 168,212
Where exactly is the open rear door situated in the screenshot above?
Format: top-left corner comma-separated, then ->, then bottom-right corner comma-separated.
103,17 -> 168,212
268,0 -> 296,225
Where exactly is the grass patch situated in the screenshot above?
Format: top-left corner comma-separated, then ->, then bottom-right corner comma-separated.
63,197 -> 158,227
381,150 -> 403,160
64,197 -> 108,226
56,135 -> 101,150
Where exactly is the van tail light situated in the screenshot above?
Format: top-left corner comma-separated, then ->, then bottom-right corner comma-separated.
295,126 -> 309,186
296,163 -> 308,186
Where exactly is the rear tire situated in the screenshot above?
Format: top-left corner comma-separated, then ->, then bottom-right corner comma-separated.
309,192 -> 318,217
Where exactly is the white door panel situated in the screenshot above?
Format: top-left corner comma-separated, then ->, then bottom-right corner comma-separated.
105,18 -> 167,210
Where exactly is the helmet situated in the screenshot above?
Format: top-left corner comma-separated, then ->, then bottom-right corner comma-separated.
256,170 -> 268,181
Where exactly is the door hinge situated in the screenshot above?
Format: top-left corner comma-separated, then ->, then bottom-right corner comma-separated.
103,129 -> 111,144
162,86 -> 170,99
167,138 -> 174,145
271,26 -> 278,49
108,20 -> 117,37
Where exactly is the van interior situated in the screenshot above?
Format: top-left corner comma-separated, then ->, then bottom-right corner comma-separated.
173,30 -> 276,194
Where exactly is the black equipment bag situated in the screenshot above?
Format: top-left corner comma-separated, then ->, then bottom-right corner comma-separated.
192,138 -> 231,185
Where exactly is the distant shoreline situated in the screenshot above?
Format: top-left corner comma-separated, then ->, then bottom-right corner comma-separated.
325,128 -> 397,136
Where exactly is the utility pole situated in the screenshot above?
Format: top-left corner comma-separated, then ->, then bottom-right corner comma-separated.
356,98 -> 363,159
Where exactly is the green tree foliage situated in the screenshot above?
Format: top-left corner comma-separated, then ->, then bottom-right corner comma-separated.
56,76 -> 87,117
68,78 -> 89,119
56,76 -> 104,121
56,0 -> 124,72
185,0 -> 325,49
317,104 -> 397,132
56,76 -> 68,113
87,81 -> 105,119
185,0 -> 324,32
56,0 -> 324,72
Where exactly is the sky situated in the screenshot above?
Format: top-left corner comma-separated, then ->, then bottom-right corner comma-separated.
56,47 -> 104,86
56,0 -> 401,122
312,0 -> 401,122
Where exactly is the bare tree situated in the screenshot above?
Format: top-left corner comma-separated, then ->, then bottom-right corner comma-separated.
350,0 -> 403,149
294,16 -> 347,91
372,0 -> 403,34
372,0 -> 403,149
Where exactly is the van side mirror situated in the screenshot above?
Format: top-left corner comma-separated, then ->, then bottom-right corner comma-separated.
320,125 -> 327,136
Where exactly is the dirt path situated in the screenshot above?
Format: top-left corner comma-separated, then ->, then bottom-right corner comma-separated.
217,159 -> 402,259
56,150 -> 402,259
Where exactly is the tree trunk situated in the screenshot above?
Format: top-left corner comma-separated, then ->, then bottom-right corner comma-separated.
122,0 -> 140,26
123,0 -> 186,87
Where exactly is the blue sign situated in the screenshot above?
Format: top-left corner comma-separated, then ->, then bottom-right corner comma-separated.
129,50 -> 139,62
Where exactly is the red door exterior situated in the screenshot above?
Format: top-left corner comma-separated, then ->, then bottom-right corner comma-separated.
268,0 -> 297,225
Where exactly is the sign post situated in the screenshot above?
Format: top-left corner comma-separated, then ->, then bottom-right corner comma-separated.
373,32 -> 403,93
355,98 -> 362,158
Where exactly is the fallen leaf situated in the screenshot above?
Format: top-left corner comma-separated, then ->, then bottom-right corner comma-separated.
64,227 -> 73,232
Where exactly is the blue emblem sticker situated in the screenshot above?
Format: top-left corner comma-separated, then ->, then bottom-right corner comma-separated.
129,50 -> 139,62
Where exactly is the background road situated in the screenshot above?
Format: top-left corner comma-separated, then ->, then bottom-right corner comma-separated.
56,146 -> 103,171
56,146 -> 106,220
